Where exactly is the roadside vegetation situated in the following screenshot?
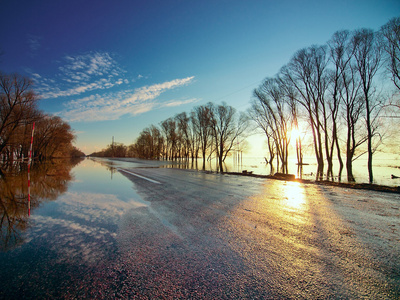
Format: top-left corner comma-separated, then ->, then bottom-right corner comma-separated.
1,17 -> 399,181
247,20 -> 400,183
91,102 -> 249,173
92,17 -> 400,182
0,73 -> 85,171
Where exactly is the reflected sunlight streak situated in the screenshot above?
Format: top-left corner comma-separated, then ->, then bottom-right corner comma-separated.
284,181 -> 305,210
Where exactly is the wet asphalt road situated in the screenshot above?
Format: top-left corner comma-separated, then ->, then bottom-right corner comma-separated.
3,158 -> 398,299
108,159 -> 400,299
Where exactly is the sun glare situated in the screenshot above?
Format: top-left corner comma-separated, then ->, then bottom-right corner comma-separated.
290,128 -> 300,141
284,181 -> 305,210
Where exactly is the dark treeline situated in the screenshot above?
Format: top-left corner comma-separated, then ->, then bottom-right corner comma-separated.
0,73 -> 85,168
91,102 -> 249,173
95,17 -> 400,182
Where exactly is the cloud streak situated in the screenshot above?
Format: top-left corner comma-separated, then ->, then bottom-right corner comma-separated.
30,51 -> 196,122
60,76 -> 196,122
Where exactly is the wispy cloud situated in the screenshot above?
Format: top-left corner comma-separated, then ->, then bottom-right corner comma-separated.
29,51 -> 196,122
27,34 -> 42,53
60,52 -> 120,82
162,98 -> 199,107
39,77 -> 126,99
59,76 -> 196,122
34,51 -> 128,99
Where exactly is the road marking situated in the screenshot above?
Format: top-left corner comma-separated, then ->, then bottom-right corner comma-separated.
118,168 -> 161,184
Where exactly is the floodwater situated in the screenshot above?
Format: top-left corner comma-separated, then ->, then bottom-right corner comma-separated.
0,158 -> 399,299
0,158 -> 147,298
158,155 -> 400,187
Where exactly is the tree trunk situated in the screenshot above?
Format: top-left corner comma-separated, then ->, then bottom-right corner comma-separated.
346,156 -> 355,182
366,101 -> 373,183
202,150 -> 206,170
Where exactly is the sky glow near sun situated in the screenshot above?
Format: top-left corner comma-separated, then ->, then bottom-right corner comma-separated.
0,0 -> 399,153
290,128 -> 300,143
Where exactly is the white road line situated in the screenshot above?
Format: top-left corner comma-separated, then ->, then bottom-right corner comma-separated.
118,168 -> 161,184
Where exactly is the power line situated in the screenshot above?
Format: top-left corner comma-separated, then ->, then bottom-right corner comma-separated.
211,80 -> 261,109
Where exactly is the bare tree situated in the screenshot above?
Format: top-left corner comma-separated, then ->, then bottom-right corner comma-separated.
352,28 -> 382,183
281,46 -> 329,179
189,112 -> 200,161
250,77 -> 293,174
278,76 -> 303,169
0,73 -> 38,158
381,17 -> 400,91
328,30 -> 349,180
209,102 -> 248,173
175,112 -> 192,161
328,30 -> 366,182
133,125 -> 163,159
327,34 -> 345,179
132,130 -> 150,158
191,104 -> 213,169
150,125 -> 163,159
34,115 -> 75,160
160,118 -> 178,160
248,97 -> 276,170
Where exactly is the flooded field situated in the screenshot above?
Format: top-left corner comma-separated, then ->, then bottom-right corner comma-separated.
0,158 -> 399,298
162,156 -> 400,187
0,159 -> 145,298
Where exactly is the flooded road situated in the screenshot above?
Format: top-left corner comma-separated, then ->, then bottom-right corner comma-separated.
0,158 -> 399,299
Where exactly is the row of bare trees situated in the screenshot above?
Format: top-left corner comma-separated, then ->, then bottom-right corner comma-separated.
249,17 -> 400,183
94,17 -> 399,181
93,102 -> 248,172
0,72 -> 83,166
133,102 -> 248,172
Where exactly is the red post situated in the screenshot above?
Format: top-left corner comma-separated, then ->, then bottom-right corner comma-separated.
28,122 -> 35,216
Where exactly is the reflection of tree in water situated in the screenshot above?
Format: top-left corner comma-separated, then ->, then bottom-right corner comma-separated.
0,158 -> 82,251
92,159 -> 119,178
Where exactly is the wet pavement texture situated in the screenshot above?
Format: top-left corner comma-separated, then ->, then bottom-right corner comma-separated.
1,158 -> 399,299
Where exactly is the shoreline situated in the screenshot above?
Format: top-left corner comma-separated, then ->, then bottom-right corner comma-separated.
225,171 -> 400,194
105,157 -> 400,194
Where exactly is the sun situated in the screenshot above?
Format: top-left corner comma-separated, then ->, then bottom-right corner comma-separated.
290,128 -> 300,141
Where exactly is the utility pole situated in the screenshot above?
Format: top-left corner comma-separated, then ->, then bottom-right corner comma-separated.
112,136 -> 115,157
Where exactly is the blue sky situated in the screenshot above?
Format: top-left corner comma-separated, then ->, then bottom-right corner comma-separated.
1,0 -> 399,154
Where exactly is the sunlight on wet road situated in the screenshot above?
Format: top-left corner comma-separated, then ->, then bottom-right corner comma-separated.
222,179 -> 400,299
1,158 -> 399,299
283,181 -> 306,210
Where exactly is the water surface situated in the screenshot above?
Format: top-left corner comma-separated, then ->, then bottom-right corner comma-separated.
0,158 -> 146,298
1,158 -> 398,298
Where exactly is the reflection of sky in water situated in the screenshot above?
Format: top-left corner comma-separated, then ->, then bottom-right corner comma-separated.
69,159 -> 144,202
4,159 -> 146,266
0,158 -> 185,298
